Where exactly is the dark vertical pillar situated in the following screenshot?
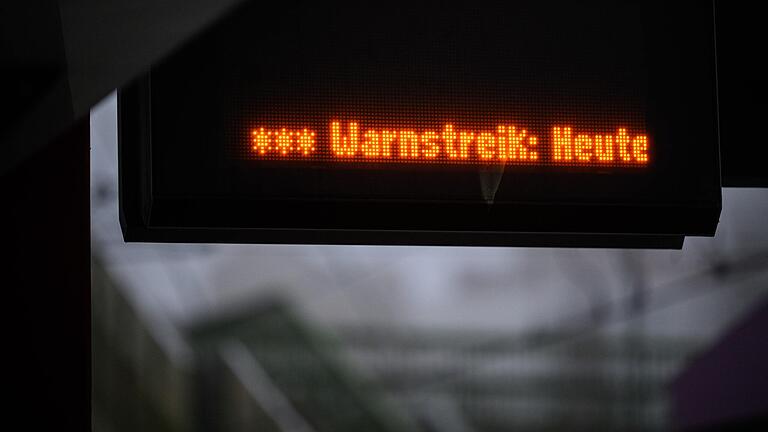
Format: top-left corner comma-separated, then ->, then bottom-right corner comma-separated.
715,0 -> 768,187
2,120 -> 90,431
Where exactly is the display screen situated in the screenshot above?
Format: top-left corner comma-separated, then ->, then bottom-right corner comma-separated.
119,0 -> 720,246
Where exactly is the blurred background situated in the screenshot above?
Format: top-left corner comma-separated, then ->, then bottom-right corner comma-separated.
91,93 -> 768,432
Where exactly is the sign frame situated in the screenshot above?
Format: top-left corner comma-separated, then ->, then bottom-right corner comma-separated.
118,1 -> 721,249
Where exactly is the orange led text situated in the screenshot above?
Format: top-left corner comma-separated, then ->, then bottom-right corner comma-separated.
250,121 -> 649,166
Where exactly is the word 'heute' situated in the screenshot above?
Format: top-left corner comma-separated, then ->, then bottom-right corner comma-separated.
251,122 -> 649,164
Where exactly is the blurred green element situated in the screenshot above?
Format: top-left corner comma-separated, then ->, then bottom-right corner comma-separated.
186,299 -> 422,432
93,252 -> 728,432
93,257 -> 420,432
92,257 -> 191,432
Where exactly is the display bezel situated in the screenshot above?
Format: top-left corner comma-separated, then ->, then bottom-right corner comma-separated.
118,0 -> 721,248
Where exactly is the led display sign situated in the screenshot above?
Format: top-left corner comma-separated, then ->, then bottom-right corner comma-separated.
248,123 -> 649,166
119,0 -> 721,248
